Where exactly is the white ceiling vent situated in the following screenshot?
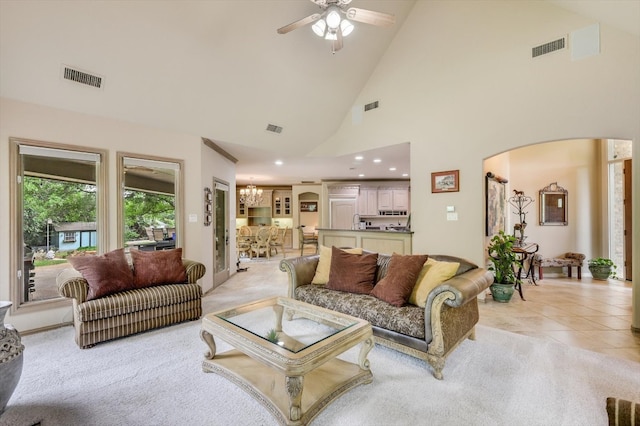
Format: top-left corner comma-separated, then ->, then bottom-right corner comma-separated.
364,101 -> 379,111
61,65 -> 104,89
266,124 -> 283,134
532,37 -> 567,58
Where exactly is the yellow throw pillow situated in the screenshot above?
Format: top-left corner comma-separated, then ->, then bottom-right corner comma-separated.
408,258 -> 460,307
311,245 -> 363,284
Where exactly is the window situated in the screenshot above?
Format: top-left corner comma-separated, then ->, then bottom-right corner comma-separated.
10,139 -> 107,308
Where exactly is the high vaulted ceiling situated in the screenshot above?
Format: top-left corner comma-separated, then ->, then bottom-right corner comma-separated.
1,1 -> 638,185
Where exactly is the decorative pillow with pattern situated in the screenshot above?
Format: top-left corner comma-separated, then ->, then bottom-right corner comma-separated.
408,258 -> 460,307
311,245 -> 363,284
326,247 -> 378,294
130,248 -> 187,289
370,253 -> 429,307
67,248 -> 134,301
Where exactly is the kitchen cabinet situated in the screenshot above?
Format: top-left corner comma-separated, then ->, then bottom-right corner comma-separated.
377,189 -> 409,214
273,190 -> 292,217
358,189 -> 378,216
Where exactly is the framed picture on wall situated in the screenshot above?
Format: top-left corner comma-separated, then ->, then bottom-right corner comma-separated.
431,170 -> 459,193
485,172 -> 508,236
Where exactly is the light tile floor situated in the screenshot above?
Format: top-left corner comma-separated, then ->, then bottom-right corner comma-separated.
478,276 -> 640,363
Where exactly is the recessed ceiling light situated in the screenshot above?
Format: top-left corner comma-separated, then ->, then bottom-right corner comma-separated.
358,173 -> 365,177
274,160 -> 283,166
373,158 -> 381,163
402,173 -> 409,177
389,167 -> 396,171
355,155 -> 363,160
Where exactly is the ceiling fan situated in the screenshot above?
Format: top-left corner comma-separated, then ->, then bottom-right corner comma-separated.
277,0 -> 396,54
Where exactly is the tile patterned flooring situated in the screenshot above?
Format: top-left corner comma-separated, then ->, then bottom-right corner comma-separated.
478,276 -> 640,363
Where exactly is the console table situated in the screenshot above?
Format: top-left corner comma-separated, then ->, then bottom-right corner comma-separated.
512,242 -> 539,300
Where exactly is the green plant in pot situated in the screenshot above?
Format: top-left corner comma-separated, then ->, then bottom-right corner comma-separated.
587,257 -> 617,280
487,230 -> 520,302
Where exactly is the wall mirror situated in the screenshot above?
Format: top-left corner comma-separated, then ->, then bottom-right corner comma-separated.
539,182 -> 568,226
117,153 -> 184,251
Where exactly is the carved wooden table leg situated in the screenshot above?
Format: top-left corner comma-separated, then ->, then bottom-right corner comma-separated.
286,375 -> 304,422
200,329 -> 217,362
358,337 -> 374,370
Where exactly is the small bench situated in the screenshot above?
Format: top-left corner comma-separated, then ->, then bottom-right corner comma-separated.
532,252 -> 585,279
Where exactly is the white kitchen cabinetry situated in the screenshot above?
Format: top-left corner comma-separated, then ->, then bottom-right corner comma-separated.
358,189 -> 378,216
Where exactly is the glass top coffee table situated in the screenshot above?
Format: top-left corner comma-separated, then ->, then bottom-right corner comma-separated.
200,297 -> 373,425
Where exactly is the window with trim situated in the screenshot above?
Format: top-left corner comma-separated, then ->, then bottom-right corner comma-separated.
10,139 -> 107,308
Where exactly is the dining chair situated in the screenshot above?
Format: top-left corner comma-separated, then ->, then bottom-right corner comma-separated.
251,227 -> 271,259
269,227 -> 287,258
298,226 -> 318,256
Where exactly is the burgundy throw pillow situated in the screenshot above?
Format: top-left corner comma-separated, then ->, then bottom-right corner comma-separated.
370,253 -> 429,307
326,246 -> 378,294
67,248 -> 134,301
130,248 -> 187,289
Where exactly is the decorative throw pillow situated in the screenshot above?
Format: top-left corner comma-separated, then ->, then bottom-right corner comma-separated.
408,258 -> 460,308
67,248 -> 134,301
130,248 -> 187,289
311,245 -> 364,284
370,253 -> 429,307
326,247 -> 378,294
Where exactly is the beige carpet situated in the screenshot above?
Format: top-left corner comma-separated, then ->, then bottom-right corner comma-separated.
2,260 -> 639,425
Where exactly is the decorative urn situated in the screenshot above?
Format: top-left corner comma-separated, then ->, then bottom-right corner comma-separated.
0,301 -> 24,415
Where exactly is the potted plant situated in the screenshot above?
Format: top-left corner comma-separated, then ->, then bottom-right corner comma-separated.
487,230 -> 519,302
587,257 -> 617,280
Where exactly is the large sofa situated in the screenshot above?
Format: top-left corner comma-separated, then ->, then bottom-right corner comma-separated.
57,248 -> 205,348
280,250 -> 493,379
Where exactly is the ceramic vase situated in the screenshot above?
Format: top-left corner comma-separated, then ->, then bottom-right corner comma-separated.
489,283 -> 515,303
589,265 -> 611,280
0,301 -> 24,415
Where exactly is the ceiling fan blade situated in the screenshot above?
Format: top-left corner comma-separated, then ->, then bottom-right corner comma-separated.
346,7 -> 395,27
277,13 -> 322,34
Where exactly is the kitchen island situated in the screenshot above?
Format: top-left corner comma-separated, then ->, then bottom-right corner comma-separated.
316,228 -> 413,255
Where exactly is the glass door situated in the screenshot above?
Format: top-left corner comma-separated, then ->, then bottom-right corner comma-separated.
214,180 -> 230,286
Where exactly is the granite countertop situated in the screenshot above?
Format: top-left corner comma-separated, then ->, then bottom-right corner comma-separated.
316,228 -> 413,234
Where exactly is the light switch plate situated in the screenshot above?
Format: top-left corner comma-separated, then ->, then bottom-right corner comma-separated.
447,205 -> 455,212
189,214 -> 197,222
447,212 -> 458,221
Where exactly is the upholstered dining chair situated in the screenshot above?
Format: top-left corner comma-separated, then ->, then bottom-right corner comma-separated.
298,226 -> 318,256
269,227 -> 287,258
251,227 -> 271,259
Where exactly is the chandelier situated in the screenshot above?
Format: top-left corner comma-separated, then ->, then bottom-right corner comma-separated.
239,182 -> 263,207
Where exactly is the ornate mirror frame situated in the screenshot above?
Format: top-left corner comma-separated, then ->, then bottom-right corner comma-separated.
539,182 -> 568,226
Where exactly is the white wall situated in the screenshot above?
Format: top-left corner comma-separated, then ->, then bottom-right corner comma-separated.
0,98 -> 235,330
313,1 -> 640,327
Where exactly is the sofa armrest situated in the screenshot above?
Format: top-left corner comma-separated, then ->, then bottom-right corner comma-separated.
427,268 -> 494,310
183,259 -> 206,283
57,268 -> 89,303
280,255 -> 320,298
423,267 -> 493,351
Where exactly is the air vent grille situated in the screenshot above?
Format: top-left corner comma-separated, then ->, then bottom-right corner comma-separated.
266,124 -> 283,133
62,66 -> 103,88
364,101 -> 379,111
532,37 -> 566,58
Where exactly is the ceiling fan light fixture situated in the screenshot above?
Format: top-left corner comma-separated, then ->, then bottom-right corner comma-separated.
325,28 -> 338,41
340,19 -> 354,37
312,19 -> 326,37
326,8 -> 341,29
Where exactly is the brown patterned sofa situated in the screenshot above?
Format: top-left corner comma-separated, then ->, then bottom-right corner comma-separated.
57,248 -> 205,348
280,252 -> 493,379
